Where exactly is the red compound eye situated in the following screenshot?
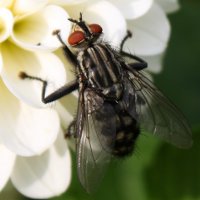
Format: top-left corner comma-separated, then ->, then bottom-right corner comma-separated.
89,24 -> 103,34
68,31 -> 85,46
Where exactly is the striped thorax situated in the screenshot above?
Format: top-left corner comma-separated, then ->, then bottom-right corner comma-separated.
77,43 -> 123,100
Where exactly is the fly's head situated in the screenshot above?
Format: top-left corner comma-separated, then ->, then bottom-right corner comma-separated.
68,13 -> 103,49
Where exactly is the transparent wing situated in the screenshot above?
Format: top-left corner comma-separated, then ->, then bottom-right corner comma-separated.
126,70 -> 193,149
76,89 -> 116,193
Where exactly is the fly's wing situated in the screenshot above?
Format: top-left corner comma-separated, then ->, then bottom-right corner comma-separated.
125,69 -> 193,149
76,89 -> 116,193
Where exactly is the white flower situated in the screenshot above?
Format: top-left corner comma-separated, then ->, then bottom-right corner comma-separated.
0,0 -> 180,198
0,0 -> 72,198
156,0 -> 180,13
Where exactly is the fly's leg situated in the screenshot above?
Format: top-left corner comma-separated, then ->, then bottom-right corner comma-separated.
19,71 -> 79,104
53,30 -> 78,66
121,51 -> 148,71
65,83 -> 85,139
120,30 -> 132,53
120,30 -> 147,71
65,120 -> 77,138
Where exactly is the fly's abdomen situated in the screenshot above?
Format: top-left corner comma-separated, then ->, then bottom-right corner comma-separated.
113,113 -> 140,157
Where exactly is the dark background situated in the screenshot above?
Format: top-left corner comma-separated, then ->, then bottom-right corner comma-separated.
1,0 -> 200,199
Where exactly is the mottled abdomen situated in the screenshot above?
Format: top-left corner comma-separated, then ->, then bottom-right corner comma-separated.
113,112 -> 140,157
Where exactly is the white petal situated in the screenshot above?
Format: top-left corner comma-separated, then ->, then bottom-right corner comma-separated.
12,0 -> 48,16
11,132 -> 71,198
1,41 -> 67,108
0,0 -> 13,8
55,100 -> 76,129
108,0 -> 153,19
54,48 -> 75,82
49,0 -> 87,5
12,5 -> 71,51
83,1 -> 127,47
0,144 -> 16,191
0,80 -> 60,156
124,4 -> 170,56
0,53 -> 3,74
143,53 -> 164,74
156,0 -> 180,13
0,8 -> 14,42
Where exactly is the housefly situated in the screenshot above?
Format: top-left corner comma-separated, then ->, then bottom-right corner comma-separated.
19,13 -> 193,193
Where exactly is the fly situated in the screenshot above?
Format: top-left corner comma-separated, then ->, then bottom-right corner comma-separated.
19,13 -> 193,193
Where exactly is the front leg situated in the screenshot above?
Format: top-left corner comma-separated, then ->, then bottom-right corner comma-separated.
121,51 -> 147,71
53,30 -> 78,66
120,30 -> 147,71
19,72 -> 79,104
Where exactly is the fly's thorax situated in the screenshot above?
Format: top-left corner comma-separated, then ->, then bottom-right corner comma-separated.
77,43 -> 124,98
101,83 -> 123,100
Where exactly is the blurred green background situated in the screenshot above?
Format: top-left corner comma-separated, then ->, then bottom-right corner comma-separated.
1,0 -> 200,199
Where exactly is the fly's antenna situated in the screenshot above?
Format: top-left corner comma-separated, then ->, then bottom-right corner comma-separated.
68,13 -> 91,38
